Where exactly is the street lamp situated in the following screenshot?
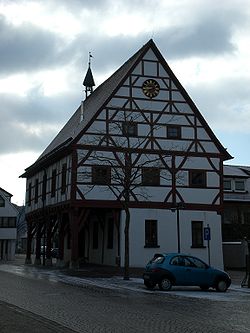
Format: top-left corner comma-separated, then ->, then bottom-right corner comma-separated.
171,202 -> 185,253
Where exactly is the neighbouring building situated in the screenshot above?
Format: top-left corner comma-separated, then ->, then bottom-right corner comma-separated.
15,205 -> 27,253
0,187 -> 18,260
21,39 -> 232,269
222,165 -> 250,268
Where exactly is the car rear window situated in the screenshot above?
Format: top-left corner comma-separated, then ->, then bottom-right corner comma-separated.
150,255 -> 165,264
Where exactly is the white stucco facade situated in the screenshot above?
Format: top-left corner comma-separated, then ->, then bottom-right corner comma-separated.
118,208 -> 223,269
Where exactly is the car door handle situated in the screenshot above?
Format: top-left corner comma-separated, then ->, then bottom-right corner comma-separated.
186,268 -> 191,272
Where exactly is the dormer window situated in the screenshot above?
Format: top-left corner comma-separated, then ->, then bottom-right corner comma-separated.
223,179 -> 232,191
235,180 -> 245,192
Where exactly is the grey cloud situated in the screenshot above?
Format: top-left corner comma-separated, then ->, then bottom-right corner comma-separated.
188,77 -> 250,132
156,18 -> 236,59
0,89 -> 81,154
0,15 -> 73,75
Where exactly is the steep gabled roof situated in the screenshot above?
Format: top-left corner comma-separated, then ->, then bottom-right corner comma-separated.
23,39 -> 232,176
0,187 -> 12,198
36,40 -> 152,163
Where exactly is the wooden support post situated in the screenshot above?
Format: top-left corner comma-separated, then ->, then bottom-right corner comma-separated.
70,208 -> 79,269
45,217 -> 52,266
57,213 -> 66,267
34,223 -> 42,265
25,220 -> 33,265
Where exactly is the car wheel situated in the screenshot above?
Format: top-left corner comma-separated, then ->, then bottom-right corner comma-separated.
159,277 -> 172,291
200,285 -> 209,291
216,279 -> 228,292
144,281 -> 156,290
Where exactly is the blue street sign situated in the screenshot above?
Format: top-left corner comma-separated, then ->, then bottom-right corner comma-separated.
204,227 -> 211,241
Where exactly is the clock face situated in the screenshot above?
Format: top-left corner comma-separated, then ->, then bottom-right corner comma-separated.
142,79 -> 160,98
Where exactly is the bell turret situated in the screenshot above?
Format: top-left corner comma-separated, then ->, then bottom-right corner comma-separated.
83,52 -> 95,99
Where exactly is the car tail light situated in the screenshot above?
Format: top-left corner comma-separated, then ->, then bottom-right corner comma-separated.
151,268 -> 161,273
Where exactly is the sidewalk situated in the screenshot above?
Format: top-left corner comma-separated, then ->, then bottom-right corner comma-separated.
3,254 -> 250,295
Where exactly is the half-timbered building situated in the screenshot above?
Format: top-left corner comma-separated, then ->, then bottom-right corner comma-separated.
21,39 -> 232,269
0,187 -> 18,260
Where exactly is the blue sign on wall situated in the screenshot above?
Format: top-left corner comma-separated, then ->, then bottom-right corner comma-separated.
204,227 -> 211,241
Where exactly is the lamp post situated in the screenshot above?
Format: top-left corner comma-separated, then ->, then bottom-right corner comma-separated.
171,202 -> 185,253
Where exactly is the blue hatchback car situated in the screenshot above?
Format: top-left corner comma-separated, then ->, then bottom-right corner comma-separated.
143,253 -> 231,292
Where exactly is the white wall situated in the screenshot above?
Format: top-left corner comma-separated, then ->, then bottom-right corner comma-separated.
119,208 -> 224,269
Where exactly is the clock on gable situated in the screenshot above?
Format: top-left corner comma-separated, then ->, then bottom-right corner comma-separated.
142,79 -> 160,98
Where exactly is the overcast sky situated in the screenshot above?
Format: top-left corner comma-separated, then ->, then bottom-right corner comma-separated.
1,0 -> 250,205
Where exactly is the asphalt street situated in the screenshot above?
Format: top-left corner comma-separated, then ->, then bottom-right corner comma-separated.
0,260 -> 250,332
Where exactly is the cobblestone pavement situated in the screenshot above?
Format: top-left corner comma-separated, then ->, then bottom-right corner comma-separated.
0,300 -> 75,333
0,260 -> 250,332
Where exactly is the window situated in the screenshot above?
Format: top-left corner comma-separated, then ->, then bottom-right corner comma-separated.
107,218 -> 114,249
145,220 -> 158,247
51,169 -> 57,197
92,166 -> 111,185
0,217 -> 16,228
122,122 -> 138,137
142,168 -> 160,186
191,221 -> 204,248
189,170 -> 206,188
188,256 -> 207,269
0,195 -> 5,207
223,179 -> 232,191
167,125 -> 181,139
34,179 -> 39,203
61,163 -> 67,194
27,183 -> 32,206
235,180 -> 245,191
93,222 -> 99,249
42,173 -> 47,201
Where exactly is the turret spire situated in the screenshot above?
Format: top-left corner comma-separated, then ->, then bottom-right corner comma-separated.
83,52 -> 95,99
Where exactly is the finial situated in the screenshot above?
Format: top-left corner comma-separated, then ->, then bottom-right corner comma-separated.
88,52 -> 93,67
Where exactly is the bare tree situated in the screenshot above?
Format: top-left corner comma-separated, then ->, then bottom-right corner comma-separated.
78,109 -> 184,280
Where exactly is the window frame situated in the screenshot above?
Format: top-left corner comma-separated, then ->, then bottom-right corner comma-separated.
122,122 -> 138,137
27,182 -> 32,206
142,167 -> 160,186
167,125 -> 181,139
34,178 -> 39,203
92,165 -> 111,185
191,221 -> 204,248
223,179 -> 232,191
189,170 -> 206,188
235,180 -> 245,192
42,173 -> 47,201
51,169 -> 57,198
145,219 -> 159,248
61,163 -> 67,194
